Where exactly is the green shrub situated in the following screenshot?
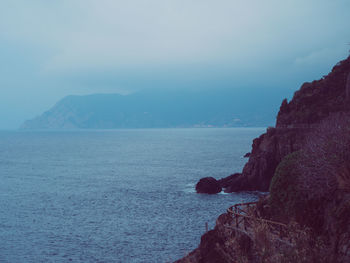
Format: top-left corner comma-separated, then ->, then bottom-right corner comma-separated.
269,151 -> 306,221
269,151 -> 326,230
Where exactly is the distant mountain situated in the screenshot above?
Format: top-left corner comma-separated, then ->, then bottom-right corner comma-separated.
21,89 -> 277,129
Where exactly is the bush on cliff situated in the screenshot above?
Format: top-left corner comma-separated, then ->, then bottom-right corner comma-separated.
269,151 -> 304,221
269,151 -> 326,230
270,113 -> 350,231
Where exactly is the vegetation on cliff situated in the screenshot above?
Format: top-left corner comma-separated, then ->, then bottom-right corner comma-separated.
269,151 -> 302,221
182,56 -> 350,262
218,55 -> 350,193
179,113 -> 350,262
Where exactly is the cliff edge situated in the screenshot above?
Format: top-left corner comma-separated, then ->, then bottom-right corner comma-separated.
221,55 -> 350,192
183,56 -> 350,262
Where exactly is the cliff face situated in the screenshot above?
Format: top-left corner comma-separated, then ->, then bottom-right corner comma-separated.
179,56 -> 350,262
224,56 -> 350,192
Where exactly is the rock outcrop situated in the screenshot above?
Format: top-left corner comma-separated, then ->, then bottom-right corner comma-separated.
219,55 -> 350,192
196,177 -> 222,194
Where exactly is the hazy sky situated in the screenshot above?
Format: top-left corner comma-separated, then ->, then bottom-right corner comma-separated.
1,0 -> 350,128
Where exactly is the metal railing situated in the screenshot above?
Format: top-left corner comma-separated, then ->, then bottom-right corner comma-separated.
227,202 -> 292,239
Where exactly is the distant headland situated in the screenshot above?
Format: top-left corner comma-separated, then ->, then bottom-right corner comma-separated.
21,89 -> 277,130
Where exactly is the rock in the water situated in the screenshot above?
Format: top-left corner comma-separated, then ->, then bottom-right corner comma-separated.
196,177 -> 222,194
218,173 -> 240,188
244,152 -> 251,158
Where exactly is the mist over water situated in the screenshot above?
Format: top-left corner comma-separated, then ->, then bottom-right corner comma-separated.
0,128 -> 263,262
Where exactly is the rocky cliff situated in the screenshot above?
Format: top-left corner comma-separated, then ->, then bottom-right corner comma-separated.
182,55 -> 350,262
221,55 -> 350,192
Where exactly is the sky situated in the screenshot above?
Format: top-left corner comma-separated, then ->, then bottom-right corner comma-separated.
0,0 -> 350,129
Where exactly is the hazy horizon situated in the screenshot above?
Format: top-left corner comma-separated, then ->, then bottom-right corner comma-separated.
1,0 -> 350,129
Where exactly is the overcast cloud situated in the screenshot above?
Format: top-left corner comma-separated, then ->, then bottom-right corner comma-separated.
0,0 -> 349,128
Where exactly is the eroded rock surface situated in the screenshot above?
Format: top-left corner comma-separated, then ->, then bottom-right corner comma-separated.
220,55 -> 350,192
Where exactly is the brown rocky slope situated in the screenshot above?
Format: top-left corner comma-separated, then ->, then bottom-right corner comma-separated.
177,56 -> 350,262
221,55 -> 350,192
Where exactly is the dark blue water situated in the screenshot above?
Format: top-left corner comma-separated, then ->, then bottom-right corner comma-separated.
0,128 -> 264,262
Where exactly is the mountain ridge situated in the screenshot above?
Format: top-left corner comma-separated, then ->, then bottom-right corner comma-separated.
21,89 -> 278,129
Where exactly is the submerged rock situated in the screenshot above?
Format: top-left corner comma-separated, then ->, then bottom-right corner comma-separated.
196,177 -> 222,194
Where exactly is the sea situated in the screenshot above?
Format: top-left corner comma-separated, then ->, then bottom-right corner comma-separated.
0,128 -> 265,263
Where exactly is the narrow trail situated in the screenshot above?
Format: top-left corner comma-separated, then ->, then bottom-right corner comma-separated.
226,202 -> 299,246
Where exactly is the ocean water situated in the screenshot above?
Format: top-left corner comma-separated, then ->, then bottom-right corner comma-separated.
0,128 -> 264,263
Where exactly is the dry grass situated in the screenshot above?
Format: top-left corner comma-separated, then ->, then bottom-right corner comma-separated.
246,218 -> 333,263
232,206 -> 334,263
